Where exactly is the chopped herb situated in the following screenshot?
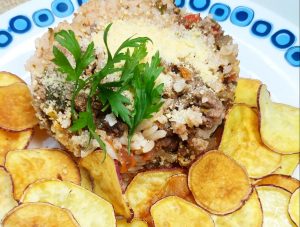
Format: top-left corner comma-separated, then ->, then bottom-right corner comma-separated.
52,24 -> 164,153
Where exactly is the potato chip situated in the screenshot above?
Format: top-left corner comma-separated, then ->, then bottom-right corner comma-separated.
275,153 -> 300,175
79,151 -> 131,218
150,196 -> 214,227
212,189 -> 263,227
0,83 -> 38,131
125,169 -> 182,219
219,104 -> 281,178
5,149 -> 80,200
257,186 -> 296,227
79,167 -> 93,191
0,128 -> 32,165
163,174 -> 195,203
258,84 -> 300,154
188,151 -> 252,215
254,174 -> 300,193
117,219 -> 148,227
21,180 -> 116,227
0,71 -> 25,87
234,78 -> 261,107
2,202 -> 79,227
0,167 -> 17,223
288,188 -> 300,226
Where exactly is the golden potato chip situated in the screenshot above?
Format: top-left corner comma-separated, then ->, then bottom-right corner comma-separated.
275,153 -> 299,175
0,167 -> 17,223
257,186 -> 296,227
79,151 -> 131,218
2,203 -> 79,227
150,196 -> 214,227
79,167 -> 93,191
219,104 -> 281,178
5,149 -> 80,200
288,188 -> 300,226
0,71 -> 25,87
212,189 -> 263,227
254,174 -> 300,193
0,128 -> 32,165
117,219 -> 148,227
188,151 -> 252,215
163,174 -> 195,203
0,83 -> 38,131
258,84 -> 300,154
234,78 -> 261,107
125,169 -> 182,219
21,180 -> 116,227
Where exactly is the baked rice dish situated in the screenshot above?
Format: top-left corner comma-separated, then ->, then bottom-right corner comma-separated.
26,0 -> 239,179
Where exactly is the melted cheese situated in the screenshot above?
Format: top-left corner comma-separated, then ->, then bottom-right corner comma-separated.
93,18 -> 222,91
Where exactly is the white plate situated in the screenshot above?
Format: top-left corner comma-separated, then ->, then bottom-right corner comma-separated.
0,0 -> 299,179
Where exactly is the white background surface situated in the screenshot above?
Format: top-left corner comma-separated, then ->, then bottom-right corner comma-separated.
252,0 -> 299,27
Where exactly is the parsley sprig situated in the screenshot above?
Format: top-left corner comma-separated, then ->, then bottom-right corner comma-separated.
52,24 -> 164,153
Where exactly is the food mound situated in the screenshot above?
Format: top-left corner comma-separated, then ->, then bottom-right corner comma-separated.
27,0 -> 239,177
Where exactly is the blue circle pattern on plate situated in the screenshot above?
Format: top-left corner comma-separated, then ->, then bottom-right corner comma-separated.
9,15 -> 32,34
209,3 -> 231,22
78,0 -> 89,6
33,9 -> 55,27
230,6 -> 254,27
251,20 -> 272,37
271,29 -> 296,49
51,0 -> 74,18
285,46 -> 300,67
0,30 -> 13,48
189,0 -> 210,12
0,0 -> 299,68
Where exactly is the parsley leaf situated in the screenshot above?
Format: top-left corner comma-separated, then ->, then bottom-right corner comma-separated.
52,24 -> 164,154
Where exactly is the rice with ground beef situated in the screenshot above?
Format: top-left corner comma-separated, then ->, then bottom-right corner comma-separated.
26,0 -> 239,179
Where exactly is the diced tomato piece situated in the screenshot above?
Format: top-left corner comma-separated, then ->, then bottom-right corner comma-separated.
182,14 -> 201,29
118,149 -> 137,173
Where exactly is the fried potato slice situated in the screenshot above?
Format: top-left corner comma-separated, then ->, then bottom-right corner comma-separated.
21,180 -> 116,227
0,83 -> 38,131
234,78 -> 261,107
257,186 -> 296,227
163,174 -> 195,203
258,84 -> 300,154
288,188 -> 300,226
275,153 -> 300,175
0,128 -> 32,165
254,174 -> 300,193
0,167 -> 17,223
0,71 -> 25,87
219,104 -> 281,178
2,202 -> 79,227
212,189 -> 263,227
5,149 -> 80,200
188,151 -> 252,215
117,219 -> 148,227
79,167 -> 93,191
79,151 -> 131,218
125,169 -> 182,219
150,196 -> 214,227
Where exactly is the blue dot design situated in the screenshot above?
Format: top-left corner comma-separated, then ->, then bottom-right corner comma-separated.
0,30 -> 13,48
285,46 -> 300,67
251,20 -> 272,37
209,3 -> 231,22
78,0 -> 89,6
33,9 -> 55,27
230,6 -> 254,27
271,29 -> 296,49
174,0 -> 185,8
51,0 -> 74,18
189,0 -> 210,12
9,15 -> 32,34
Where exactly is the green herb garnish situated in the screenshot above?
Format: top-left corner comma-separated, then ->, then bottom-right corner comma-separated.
52,24 -> 164,153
